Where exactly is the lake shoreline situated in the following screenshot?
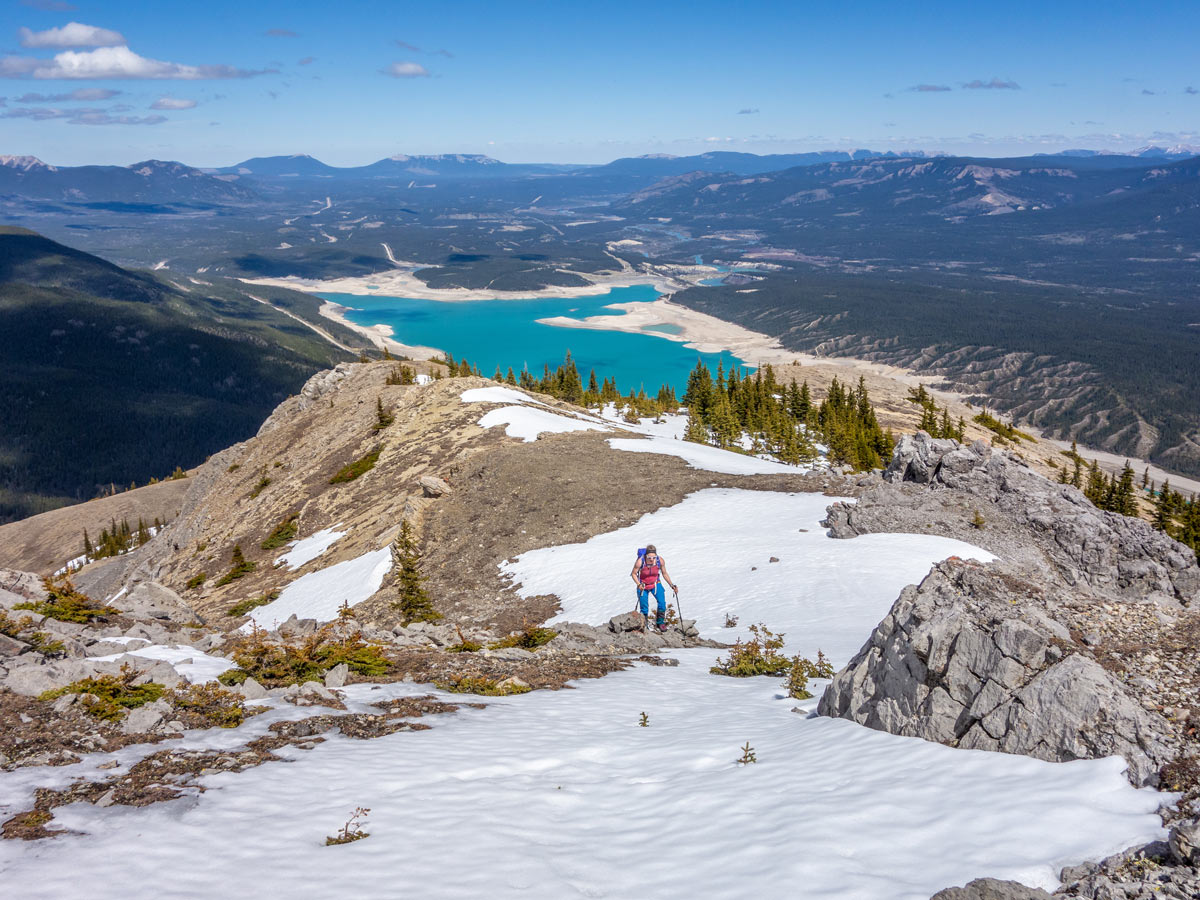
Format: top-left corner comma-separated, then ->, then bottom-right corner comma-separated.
301,280 -> 1199,491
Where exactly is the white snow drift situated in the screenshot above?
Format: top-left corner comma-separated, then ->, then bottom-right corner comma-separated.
274,526 -> 345,571
244,546 -> 393,629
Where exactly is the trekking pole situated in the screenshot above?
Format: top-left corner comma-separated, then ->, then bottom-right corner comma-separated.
672,586 -> 682,631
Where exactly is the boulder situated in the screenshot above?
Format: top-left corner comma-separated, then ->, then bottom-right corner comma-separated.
419,475 -> 453,498
929,878 -> 1053,900
1170,818 -> 1200,866
324,663 -> 349,689
122,700 -> 171,734
608,611 -> 646,633
0,633 -> 30,657
239,677 -> 269,701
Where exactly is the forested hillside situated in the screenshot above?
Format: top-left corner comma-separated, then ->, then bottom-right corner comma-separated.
0,228 -> 363,523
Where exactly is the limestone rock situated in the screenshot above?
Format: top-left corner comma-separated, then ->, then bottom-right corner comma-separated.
1170,818 -> 1200,866
608,611 -> 645,633
324,663 -> 349,689
419,475 -> 453,498
113,581 -> 202,625
818,559 -> 1174,785
239,677 -> 269,701
929,878 -> 1052,900
0,633 -> 29,656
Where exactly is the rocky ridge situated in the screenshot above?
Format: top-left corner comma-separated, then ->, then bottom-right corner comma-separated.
819,433 -> 1198,788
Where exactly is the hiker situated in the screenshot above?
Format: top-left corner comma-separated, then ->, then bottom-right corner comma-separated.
631,544 -> 678,633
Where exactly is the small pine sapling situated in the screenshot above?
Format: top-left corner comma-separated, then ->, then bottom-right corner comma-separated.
391,520 -> 441,624
971,508 -> 986,529
723,613 -> 739,628
326,807 -> 370,846
373,396 -> 395,432
737,742 -> 757,765
639,711 -> 649,727
215,545 -> 256,586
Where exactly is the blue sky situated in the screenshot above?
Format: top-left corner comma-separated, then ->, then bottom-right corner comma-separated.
1,0 -> 1198,166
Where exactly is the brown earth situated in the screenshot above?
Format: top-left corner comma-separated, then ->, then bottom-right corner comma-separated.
0,478 -> 191,575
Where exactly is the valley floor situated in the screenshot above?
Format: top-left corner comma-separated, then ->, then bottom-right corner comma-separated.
0,493 -> 1163,898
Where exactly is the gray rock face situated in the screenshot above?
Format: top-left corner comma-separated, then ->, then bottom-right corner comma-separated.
112,581 -> 202,625
828,432 -> 1199,606
818,559 -> 1175,786
929,878 -> 1052,900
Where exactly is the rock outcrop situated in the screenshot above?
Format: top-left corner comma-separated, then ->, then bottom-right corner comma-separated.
817,559 -> 1175,785
823,433 -> 1198,606
818,433 -> 1200,786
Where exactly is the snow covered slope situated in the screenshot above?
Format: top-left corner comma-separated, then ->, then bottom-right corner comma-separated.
0,490 -> 1163,899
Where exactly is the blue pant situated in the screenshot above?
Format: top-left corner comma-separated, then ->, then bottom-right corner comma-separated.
637,583 -> 666,619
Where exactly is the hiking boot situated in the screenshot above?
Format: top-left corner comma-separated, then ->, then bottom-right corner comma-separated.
655,623 -> 668,634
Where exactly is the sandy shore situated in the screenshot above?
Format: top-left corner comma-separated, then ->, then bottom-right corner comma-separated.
318,301 -> 444,360
287,273 -> 1200,490
540,298 -> 955,391
244,263 -> 683,302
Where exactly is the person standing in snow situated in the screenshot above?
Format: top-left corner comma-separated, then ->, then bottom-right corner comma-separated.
631,544 -> 678,633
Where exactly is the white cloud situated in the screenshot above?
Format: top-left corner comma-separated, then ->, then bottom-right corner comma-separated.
150,95 -> 197,110
16,87 -> 119,102
0,46 -> 274,80
384,61 -> 430,78
18,21 -> 126,49
2,105 -> 165,125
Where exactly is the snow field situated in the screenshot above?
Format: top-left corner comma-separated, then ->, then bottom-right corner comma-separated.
504,489 -> 995,660
477,406 -> 609,443
606,436 -> 802,475
244,546 -> 393,629
274,526 -> 345,570
461,385 -> 536,405
0,489 -> 1165,898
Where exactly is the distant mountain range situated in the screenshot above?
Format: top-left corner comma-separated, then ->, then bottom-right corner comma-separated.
0,227 -> 363,523
6,146 -> 1196,204
615,153 -> 1200,221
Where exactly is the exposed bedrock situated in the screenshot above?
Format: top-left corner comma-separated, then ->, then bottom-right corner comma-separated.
816,559 -> 1175,785
817,433 -> 1200,786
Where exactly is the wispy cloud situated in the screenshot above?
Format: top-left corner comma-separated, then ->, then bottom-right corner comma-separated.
19,22 -> 125,48
1142,89 -> 1156,95
2,105 -> 166,125
150,95 -> 196,110
962,78 -> 1020,90
907,84 -> 951,92
265,28 -> 298,38
395,40 -> 421,51
0,46 -> 276,80
737,108 -> 759,115
298,56 -> 315,66
1186,86 -> 1198,95
384,61 -> 430,78
395,41 -> 453,58
434,49 -> 454,58
16,87 -> 119,102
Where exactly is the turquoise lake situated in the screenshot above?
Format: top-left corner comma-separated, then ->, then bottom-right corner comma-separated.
328,284 -> 749,393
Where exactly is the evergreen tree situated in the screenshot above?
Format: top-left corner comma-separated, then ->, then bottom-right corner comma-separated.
391,520 -> 440,624
506,367 -> 517,385
1115,461 -> 1137,516
493,366 -> 504,382
82,529 -> 93,559
684,412 -> 709,445
1153,480 -> 1176,532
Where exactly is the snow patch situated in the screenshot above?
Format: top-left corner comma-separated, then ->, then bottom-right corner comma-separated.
275,527 -> 345,571
607,437 -> 801,475
477,406 -> 608,443
244,547 -> 393,629
90,645 -> 236,684
460,386 -> 534,405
